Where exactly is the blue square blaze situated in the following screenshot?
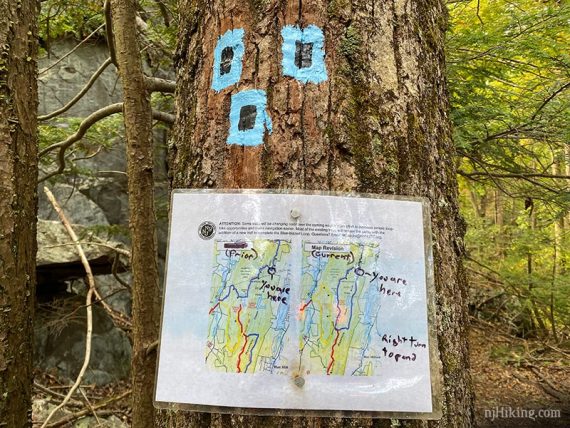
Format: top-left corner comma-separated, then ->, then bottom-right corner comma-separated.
228,90 -> 272,146
281,25 -> 327,84
212,29 -> 245,92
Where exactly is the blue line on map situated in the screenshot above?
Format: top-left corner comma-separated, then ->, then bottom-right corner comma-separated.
217,264 -> 268,302
352,323 -> 373,375
217,284 -> 240,302
307,257 -> 324,299
334,267 -> 354,332
363,278 -> 379,325
276,298 -> 288,329
244,333 -> 259,373
270,240 -> 281,267
332,245 -> 366,333
344,272 -> 361,330
302,304 -> 315,338
270,327 -> 288,372
206,314 -> 224,363
352,283 -> 378,375
214,257 -> 236,301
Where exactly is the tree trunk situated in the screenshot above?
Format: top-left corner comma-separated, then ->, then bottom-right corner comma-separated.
158,0 -> 474,426
0,0 -> 38,426
493,189 -> 505,259
109,0 -> 160,426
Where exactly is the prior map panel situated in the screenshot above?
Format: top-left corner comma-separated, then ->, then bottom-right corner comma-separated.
299,242 -> 417,376
206,239 -> 292,374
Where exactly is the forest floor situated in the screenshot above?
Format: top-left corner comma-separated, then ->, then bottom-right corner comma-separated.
32,319 -> 569,427
470,317 -> 570,427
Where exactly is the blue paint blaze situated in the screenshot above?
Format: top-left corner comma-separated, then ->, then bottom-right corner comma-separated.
281,25 -> 328,84
211,29 -> 245,92
228,90 -> 273,146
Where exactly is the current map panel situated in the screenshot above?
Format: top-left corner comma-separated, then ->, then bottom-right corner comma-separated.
299,242 -> 394,376
206,239 -> 292,374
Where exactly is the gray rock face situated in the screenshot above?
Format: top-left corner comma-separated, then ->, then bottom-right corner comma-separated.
71,274 -> 132,317
36,219 -> 127,281
38,184 -> 109,226
34,297 -> 132,386
38,39 -> 170,251
39,39 -> 122,118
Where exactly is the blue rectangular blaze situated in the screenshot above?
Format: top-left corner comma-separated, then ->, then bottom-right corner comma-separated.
228,90 -> 272,146
281,25 -> 327,84
212,29 -> 245,92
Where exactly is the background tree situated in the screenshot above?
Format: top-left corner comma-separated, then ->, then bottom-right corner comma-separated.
109,0 -> 161,426
0,0 -> 39,425
157,0 -> 474,426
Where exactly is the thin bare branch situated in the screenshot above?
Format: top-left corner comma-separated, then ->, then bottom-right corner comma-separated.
38,103 -> 123,182
40,187 -> 97,428
459,170 -> 570,180
40,103 -> 123,158
43,390 -> 131,428
144,75 -> 176,93
151,109 -> 175,124
78,388 -> 100,425
112,252 -> 131,290
33,383 -> 83,407
476,0 -> 484,26
153,0 -> 171,27
530,81 -> 570,121
38,104 -> 173,182
104,1 -> 117,65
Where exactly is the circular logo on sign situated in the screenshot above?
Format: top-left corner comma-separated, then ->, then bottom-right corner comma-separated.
198,221 -> 216,240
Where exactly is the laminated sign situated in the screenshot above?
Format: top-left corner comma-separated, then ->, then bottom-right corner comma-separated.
155,190 -> 441,418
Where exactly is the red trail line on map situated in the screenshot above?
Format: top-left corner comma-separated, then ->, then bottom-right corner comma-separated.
236,305 -> 248,373
327,329 -> 341,375
209,302 -> 220,314
299,299 -> 312,312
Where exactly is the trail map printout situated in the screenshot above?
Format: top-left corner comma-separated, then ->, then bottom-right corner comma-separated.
156,192 -> 437,415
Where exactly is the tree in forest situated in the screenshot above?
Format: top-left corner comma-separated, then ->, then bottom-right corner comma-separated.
0,0 -> 39,425
109,0 -> 161,426
157,0 -> 474,427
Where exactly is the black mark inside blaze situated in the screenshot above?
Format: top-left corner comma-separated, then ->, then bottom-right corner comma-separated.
238,105 -> 257,131
220,46 -> 234,75
295,41 -> 313,69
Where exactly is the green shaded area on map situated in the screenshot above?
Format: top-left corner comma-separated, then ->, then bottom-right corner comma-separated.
298,242 -> 384,376
205,239 -> 292,374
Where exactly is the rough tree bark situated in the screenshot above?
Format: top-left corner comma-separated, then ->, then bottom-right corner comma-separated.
0,0 -> 38,426
109,0 -> 160,426
158,0 -> 474,427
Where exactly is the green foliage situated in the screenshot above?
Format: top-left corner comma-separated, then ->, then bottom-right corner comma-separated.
40,0 -> 105,42
449,1 -> 570,339
449,0 -> 570,201
138,0 -> 178,70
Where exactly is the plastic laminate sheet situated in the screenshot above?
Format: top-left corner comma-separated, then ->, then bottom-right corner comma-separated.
155,190 -> 441,419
